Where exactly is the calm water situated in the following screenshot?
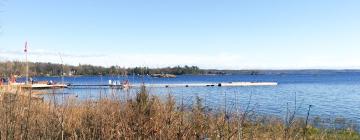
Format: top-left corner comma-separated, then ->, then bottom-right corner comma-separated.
30,73 -> 360,125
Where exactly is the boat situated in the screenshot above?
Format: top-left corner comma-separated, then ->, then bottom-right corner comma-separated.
109,80 -> 130,90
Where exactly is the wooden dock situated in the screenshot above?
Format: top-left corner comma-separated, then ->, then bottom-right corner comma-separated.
68,82 -> 278,89
137,82 -> 278,88
4,83 -> 68,90
22,84 -> 68,89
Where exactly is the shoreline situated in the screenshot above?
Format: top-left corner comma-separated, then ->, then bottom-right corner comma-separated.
0,87 -> 358,139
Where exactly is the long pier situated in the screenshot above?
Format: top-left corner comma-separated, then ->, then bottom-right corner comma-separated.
2,82 -> 278,90
68,82 -> 278,89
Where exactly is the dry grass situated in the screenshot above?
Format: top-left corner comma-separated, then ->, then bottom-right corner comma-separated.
0,86 -> 358,140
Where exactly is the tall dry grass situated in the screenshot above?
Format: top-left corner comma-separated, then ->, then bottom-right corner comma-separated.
0,86 -> 358,140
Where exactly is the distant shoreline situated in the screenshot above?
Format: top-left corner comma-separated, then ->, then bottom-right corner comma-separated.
13,71 -> 360,78
2,61 -> 360,77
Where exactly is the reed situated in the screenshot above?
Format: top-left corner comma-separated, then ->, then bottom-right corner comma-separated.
0,86 -> 358,139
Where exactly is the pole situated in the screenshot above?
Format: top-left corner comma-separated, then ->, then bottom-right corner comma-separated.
25,44 -> 29,85
59,53 -> 64,84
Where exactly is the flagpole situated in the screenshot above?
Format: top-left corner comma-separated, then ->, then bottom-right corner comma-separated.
25,42 -> 29,85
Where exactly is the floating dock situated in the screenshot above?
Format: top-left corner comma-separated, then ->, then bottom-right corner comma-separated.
22,84 -> 68,89
2,82 -> 277,90
5,83 -> 68,90
69,82 -> 278,89
138,82 -> 278,88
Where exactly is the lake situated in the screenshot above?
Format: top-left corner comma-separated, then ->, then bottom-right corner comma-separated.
29,73 -> 360,126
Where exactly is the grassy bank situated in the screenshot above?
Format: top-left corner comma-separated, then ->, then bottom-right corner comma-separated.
0,87 -> 358,139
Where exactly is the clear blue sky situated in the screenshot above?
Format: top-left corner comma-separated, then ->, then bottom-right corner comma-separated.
0,0 -> 360,69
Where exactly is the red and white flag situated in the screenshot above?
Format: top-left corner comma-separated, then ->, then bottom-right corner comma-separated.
24,41 -> 28,52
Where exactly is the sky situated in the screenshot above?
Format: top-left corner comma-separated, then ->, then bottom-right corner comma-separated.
0,0 -> 360,69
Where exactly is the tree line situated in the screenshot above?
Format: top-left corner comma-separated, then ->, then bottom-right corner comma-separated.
0,61 -> 204,77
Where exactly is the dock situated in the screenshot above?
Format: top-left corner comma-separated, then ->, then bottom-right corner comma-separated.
151,74 -> 177,78
4,83 -> 68,90
68,82 -> 278,89
22,84 -> 68,89
138,82 -> 278,88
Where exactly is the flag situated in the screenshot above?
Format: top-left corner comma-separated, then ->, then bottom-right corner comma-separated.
24,41 -> 28,52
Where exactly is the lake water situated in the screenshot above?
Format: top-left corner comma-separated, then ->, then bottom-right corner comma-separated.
30,73 -> 360,126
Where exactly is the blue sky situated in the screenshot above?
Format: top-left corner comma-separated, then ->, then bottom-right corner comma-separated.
0,0 -> 360,69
